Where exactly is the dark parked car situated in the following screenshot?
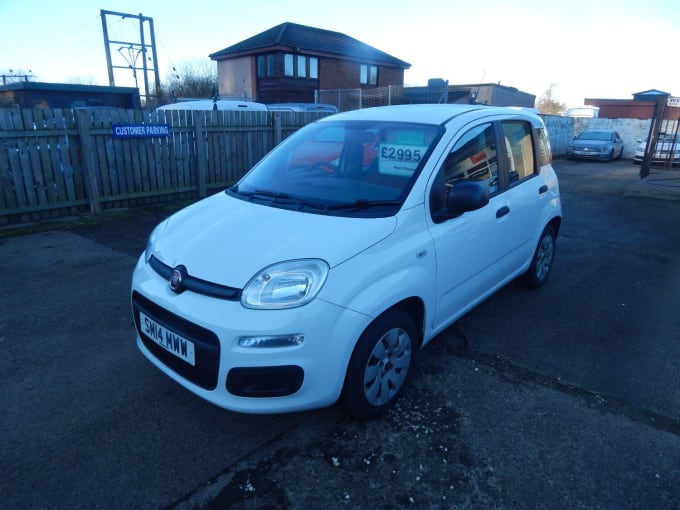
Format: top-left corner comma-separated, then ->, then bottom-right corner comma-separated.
567,129 -> 623,161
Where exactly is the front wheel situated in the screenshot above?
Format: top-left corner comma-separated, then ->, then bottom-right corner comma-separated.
342,309 -> 417,420
520,225 -> 556,289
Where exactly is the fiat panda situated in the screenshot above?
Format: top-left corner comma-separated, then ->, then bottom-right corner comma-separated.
132,104 -> 562,419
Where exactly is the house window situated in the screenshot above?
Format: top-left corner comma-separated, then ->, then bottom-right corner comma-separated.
282,53 -> 318,80
297,55 -> 306,78
360,64 -> 377,85
257,55 -> 276,77
284,54 -> 294,76
256,53 -> 319,79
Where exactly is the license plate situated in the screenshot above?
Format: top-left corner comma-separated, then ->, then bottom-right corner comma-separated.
139,311 -> 196,366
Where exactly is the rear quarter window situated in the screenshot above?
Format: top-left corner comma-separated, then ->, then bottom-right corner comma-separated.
536,127 -> 553,167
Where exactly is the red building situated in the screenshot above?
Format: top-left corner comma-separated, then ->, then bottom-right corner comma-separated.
586,90 -> 679,121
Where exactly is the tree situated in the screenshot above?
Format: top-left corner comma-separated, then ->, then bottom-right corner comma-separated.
159,60 -> 218,104
536,84 -> 567,115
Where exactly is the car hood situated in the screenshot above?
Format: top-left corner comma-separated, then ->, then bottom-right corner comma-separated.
150,192 -> 397,287
571,139 -> 611,148
637,140 -> 680,151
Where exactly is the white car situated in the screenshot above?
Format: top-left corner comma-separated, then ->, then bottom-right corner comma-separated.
633,132 -> 680,165
132,104 -> 562,419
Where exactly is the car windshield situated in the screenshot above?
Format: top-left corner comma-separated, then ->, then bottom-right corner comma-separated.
228,120 -> 442,217
576,131 -> 613,141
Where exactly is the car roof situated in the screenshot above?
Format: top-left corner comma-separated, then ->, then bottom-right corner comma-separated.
267,102 -> 338,112
156,100 -> 268,111
320,104 -> 541,126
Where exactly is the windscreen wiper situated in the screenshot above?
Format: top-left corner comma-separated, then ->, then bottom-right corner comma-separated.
230,186 -> 325,210
326,199 -> 402,211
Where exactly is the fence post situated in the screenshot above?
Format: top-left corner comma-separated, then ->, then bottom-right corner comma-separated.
273,112 -> 282,145
194,113 -> 208,197
75,109 -> 101,214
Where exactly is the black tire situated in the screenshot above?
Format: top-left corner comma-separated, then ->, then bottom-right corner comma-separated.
607,149 -> 615,162
520,225 -> 556,289
342,309 -> 417,420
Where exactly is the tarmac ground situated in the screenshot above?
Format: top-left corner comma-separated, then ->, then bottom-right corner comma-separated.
1,158 -> 679,509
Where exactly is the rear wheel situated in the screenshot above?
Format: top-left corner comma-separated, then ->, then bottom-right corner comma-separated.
520,225 -> 556,288
343,309 -> 417,420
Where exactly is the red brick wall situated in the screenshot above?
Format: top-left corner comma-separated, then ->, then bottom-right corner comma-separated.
377,67 -> 404,87
585,100 -> 654,120
319,59 -> 358,89
319,58 -> 405,89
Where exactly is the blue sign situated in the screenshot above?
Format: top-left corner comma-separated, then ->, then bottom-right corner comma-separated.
112,124 -> 170,139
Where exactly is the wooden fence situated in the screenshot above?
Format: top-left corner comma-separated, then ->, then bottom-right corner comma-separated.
0,107 -> 327,225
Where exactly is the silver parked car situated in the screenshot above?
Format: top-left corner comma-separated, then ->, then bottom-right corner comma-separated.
567,129 -> 623,161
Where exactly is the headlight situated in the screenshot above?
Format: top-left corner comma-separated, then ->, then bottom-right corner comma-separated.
144,221 -> 168,262
241,259 -> 329,309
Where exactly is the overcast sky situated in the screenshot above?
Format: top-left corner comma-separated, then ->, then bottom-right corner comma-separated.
1,0 -> 678,107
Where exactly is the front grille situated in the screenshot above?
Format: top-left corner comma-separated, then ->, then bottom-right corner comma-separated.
149,256 -> 241,301
132,291 -> 220,390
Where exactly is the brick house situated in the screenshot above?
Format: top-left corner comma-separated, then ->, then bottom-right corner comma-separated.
209,22 -> 410,104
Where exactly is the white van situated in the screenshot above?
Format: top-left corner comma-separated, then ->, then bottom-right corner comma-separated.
267,102 -> 339,114
156,99 -> 268,112
565,106 -> 599,118
132,104 -> 562,419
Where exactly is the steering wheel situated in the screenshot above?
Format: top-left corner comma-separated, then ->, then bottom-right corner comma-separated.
310,161 -> 338,174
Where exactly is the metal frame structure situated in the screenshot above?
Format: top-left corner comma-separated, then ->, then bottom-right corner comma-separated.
100,9 -> 161,105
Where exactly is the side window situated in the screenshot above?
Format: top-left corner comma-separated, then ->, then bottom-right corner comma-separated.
441,123 -> 499,192
501,121 -> 536,184
430,123 -> 497,219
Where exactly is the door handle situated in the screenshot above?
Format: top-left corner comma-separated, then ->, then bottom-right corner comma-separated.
496,205 -> 510,218
539,184 -> 548,194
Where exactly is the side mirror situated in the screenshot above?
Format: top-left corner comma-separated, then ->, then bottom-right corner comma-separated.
446,181 -> 489,216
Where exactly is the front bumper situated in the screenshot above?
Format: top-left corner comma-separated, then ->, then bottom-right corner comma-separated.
633,152 -> 680,165
131,255 -> 370,414
567,148 -> 611,161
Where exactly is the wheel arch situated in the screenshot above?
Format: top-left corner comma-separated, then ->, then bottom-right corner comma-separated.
547,215 -> 562,237
340,297 -> 424,419
390,296 -> 426,351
